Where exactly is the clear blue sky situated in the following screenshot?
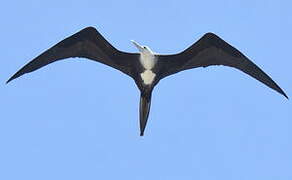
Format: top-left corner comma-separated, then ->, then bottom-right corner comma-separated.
1,0 -> 291,179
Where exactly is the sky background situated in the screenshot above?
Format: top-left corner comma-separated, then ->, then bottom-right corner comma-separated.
0,0 -> 291,179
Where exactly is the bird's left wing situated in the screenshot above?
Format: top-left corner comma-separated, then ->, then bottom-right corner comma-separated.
157,33 -> 288,98
7,27 -> 138,83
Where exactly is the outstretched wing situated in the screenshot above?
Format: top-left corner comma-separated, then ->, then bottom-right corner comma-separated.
7,27 -> 138,83
158,33 -> 288,98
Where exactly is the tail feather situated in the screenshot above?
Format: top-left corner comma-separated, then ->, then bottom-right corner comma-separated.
139,93 -> 152,136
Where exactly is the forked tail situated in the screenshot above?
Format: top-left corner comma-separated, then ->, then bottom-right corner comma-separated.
139,92 -> 152,136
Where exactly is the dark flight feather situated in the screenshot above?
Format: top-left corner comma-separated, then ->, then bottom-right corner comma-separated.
158,33 -> 288,99
7,27 -> 139,83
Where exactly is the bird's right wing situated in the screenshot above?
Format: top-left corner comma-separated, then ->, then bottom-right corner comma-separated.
157,33 -> 288,98
7,27 -> 139,83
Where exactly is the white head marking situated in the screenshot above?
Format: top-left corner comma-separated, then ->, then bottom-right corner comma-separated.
131,40 -> 157,85
131,40 -> 154,54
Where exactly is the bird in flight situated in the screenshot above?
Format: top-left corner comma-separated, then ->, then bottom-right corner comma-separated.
7,27 -> 288,136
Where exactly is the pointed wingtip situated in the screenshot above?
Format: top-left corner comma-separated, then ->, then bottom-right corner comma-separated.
6,69 -> 25,84
6,73 -> 18,84
6,77 -> 14,84
277,88 -> 289,100
283,93 -> 289,100
140,132 -> 144,136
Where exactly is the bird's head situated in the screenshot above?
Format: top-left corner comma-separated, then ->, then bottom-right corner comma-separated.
131,40 -> 153,54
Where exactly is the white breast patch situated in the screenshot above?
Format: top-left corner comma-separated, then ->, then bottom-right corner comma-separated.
139,48 -> 157,85
140,70 -> 156,85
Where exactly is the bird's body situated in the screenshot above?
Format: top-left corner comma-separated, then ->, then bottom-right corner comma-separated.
139,47 -> 156,70
139,48 -> 157,85
7,27 -> 288,136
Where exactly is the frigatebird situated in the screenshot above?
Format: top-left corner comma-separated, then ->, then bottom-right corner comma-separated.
7,27 -> 288,136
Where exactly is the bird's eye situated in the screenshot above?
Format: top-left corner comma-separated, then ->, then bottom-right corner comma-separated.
143,46 -> 146,49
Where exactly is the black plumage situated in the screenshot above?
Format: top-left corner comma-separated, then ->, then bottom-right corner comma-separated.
7,27 -> 288,136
